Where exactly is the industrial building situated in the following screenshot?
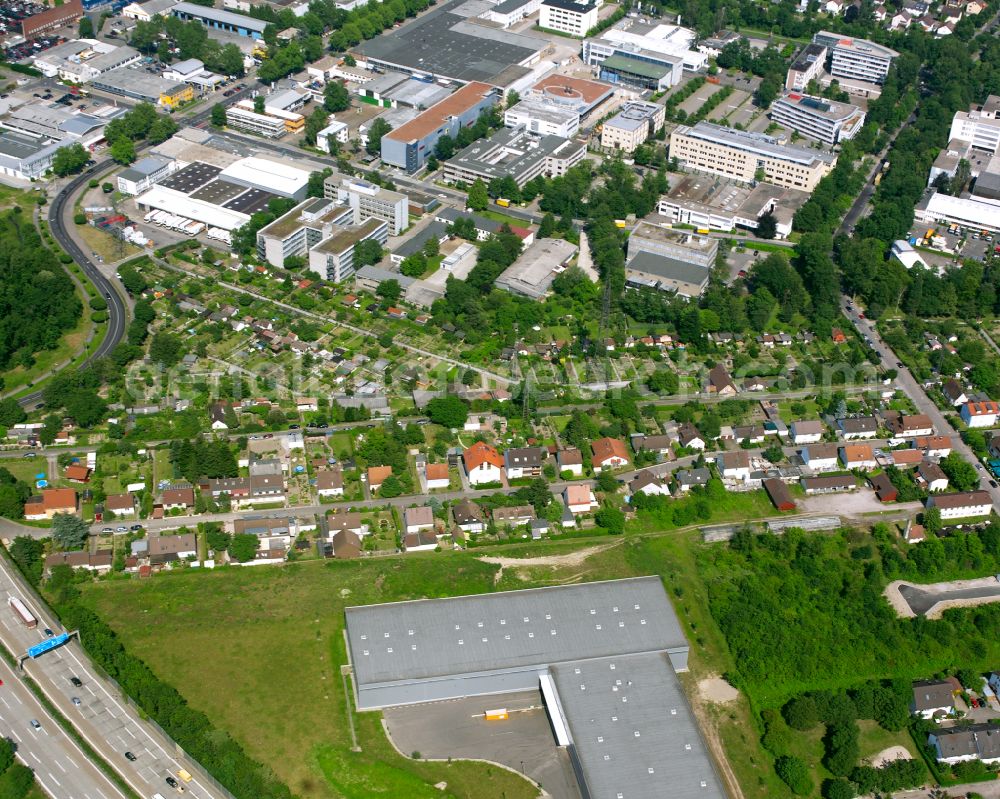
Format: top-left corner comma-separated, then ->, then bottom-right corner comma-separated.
32,40 -> 141,83
628,221 -> 718,268
915,190 -> 1000,235
381,82 -> 500,172
949,95 -> 1000,154
442,125 -> 586,188
539,0 -> 600,37
0,103 -> 126,150
494,237 -> 578,298
353,0 -> 549,87
0,130 -> 70,181
669,121 -> 837,191
219,156 -> 310,200
504,97 -> 580,139
90,69 -> 193,108
323,174 -> 409,236
21,0 -> 83,39
583,19 -> 705,90
170,1 -> 269,39
256,197 -> 353,268
479,0 -> 541,28
121,0 -> 181,21
226,100 -> 304,138
356,72 -> 451,111
770,92 -> 865,145
812,30 -> 898,84
162,58 -> 223,92
528,74 -> 614,120
785,43 -> 827,91
600,100 -> 665,153
345,577 -> 725,799
624,222 -> 716,298
307,218 -> 389,283
657,175 -> 802,238
116,155 -> 177,195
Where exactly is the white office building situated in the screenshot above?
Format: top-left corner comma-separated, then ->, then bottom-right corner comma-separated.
949,96 -> 1000,154
539,0 -> 600,37
812,31 -> 898,84
480,0 -> 542,27
324,174 -> 409,236
785,43 -> 827,91
317,120 -> 349,153
307,218 -> 389,283
583,19 -> 707,77
770,92 -> 866,145
256,197 -> 354,268
504,97 -> 580,138
116,155 -> 177,195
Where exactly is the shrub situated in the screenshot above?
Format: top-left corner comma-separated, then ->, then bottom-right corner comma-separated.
775,755 -> 813,796
73,213 -> 86,225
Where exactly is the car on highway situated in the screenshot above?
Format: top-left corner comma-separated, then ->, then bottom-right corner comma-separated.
21,452 -> 36,458
43,628 -> 53,636
116,526 -> 127,532
102,527 -> 113,533
991,480 -> 998,489
130,524 -> 143,531
71,697 -> 81,706
70,676 -> 82,687
29,719 -> 40,730
125,751 -> 137,761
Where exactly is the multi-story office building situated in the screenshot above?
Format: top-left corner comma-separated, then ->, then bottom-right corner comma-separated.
812,31 -> 898,84
627,222 -> 718,268
770,92 -> 866,145
785,43 -> 827,91
669,121 -> 836,190
116,155 -> 177,195
324,175 -> 408,236
256,197 -> 353,268
381,82 -> 499,172
582,19 -> 706,82
600,100 -> 665,153
226,100 -> 304,138
307,218 -> 389,283
479,0 -> 541,27
949,95 -> 1000,153
443,126 -> 586,189
504,98 -> 580,139
539,0 -> 599,36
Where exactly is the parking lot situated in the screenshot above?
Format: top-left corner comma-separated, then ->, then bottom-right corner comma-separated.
383,690 -> 581,799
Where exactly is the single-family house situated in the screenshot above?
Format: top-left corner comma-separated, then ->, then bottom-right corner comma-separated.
916,436 -> 952,458
888,413 -> 935,438
790,420 -> 824,445
404,530 -> 438,552
890,449 -> 924,469
732,425 -> 765,445
929,724 -> 1000,764
424,462 -> 450,490
961,401 -> 1000,428
327,511 -> 364,537
463,442 -> 504,486
295,397 -> 319,412
403,505 -> 436,535
316,468 -> 344,497
707,364 -> 737,395
912,679 -> 956,720
204,477 -> 251,499
45,550 -> 113,575
564,484 -> 598,514
159,486 -> 194,511
64,464 -> 91,483
557,448 -> 584,476
591,438 -> 631,471
916,462 -> 949,492
717,450 -> 752,480
367,465 -> 393,493
209,402 -> 230,430
233,517 -> 297,551
763,478 -> 795,511
104,492 -> 137,518
452,498 -> 486,533
628,470 -> 670,497
492,505 -> 535,527
147,533 -> 198,560
942,379 -> 968,406
674,468 -> 710,492
332,529 -> 362,559
504,446 -> 545,479
677,423 -> 706,450
838,416 -> 879,440
840,444 -> 877,470
631,434 -> 673,459
926,491 -> 993,520
530,518 -> 549,539
801,442 -> 841,472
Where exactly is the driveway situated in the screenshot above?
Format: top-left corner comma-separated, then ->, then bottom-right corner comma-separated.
383,690 -> 580,799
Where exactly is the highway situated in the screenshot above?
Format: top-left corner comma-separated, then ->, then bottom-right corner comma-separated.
0,639 -> 128,799
0,556 -> 232,799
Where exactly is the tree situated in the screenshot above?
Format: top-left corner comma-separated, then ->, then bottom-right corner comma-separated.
307,168 -> 332,198
228,533 -> 257,563
595,506 -> 625,534
376,279 -> 401,304
939,453 -> 979,491
783,695 -> 819,730
425,395 -> 469,428
0,762 -> 34,799
343,53 -> 357,66
775,755 -> 812,796
149,331 -> 183,366
366,118 -> 392,155
596,470 -> 619,493
354,238 -> 383,267
147,116 -> 178,144
400,253 -> 427,278
211,103 -> 227,127
79,15 -> 94,37
109,138 -> 136,166
51,513 -> 90,550
253,95 -> 265,114
646,370 -> 678,395
0,736 -> 14,774
538,213 -> 556,239
821,778 -> 854,799
0,397 -> 27,428
303,106 -> 330,146
101,182 -> 114,193
378,475 -> 403,497
51,144 -> 90,177
467,179 -> 489,212
756,212 -> 777,239
323,81 -> 350,112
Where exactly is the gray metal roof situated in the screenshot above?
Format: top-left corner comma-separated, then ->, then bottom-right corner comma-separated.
552,652 -> 727,799
626,251 -> 710,288
172,1 -> 268,31
346,577 -> 686,686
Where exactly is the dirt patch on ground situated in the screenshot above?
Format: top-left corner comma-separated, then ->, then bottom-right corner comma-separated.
870,745 -> 912,768
477,541 -> 622,584
689,689 -> 747,799
698,676 -> 739,704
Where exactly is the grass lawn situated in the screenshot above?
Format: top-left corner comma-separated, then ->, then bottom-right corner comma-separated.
479,209 -> 526,228
857,719 -> 920,765
75,223 -> 141,263
4,458 -> 50,487
76,530 -> 789,799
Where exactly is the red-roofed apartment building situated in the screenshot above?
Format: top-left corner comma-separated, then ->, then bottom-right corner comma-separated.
961,400 -> 1000,428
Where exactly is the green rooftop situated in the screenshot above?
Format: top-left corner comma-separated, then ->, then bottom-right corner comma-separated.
600,54 -> 671,80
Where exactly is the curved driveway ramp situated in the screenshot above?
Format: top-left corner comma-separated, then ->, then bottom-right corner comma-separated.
886,577 -> 1000,618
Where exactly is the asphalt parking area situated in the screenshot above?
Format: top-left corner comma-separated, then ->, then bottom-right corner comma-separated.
899,583 -> 1000,616
383,690 -> 581,799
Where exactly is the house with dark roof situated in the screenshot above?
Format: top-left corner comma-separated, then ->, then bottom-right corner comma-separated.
674,467 -> 710,492
628,470 -> 669,497
869,473 -> 898,502
503,446 -> 545,479
492,505 -> 535,527
556,448 -> 583,476
677,423 -> 705,450
707,364 -> 737,395
929,724 -> 1000,764
763,478 -> 795,511
452,499 -> 486,533
837,416 -> 878,439
912,679 -> 956,719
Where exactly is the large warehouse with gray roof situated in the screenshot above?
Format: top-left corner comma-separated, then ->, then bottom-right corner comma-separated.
345,576 -> 725,799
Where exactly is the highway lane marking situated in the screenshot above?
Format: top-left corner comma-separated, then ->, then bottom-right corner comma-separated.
29,752 -> 40,764
0,696 -> 10,708
125,728 -> 136,739
10,730 -> 19,742
34,773 -> 53,797
66,756 -> 77,768
48,772 -> 60,787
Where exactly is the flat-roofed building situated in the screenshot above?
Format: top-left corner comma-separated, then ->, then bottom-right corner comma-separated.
504,97 -> 580,138
528,74 -> 614,119
171,1 -> 269,39
625,250 -> 710,298
324,174 -> 408,235
480,0 -> 542,28
770,92 -> 865,145
90,69 -> 193,109
539,0 -> 600,37
345,577 -> 725,799
669,121 -> 836,190
915,190 -> 1000,235
627,221 -> 718,268
812,30 -> 898,84
381,82 -> 500,172
1,103 -> 126,150
583,19 -> 705,80
657,175 -> 801,238
33,40 -> 142,83
0,130 -> 75,181
598,52 -> 679,92
785,43 -> 827,91
226,99 -> 304,138
256,197 -> 353,268
317,121 -> 349,154
307,218 -> 389,283
117,155 -> 177,195
949,96 -> 1000,154
443,125 -> 586,188
600,100 -> 665,153
219,156 -> 310,200
495,237 -> 578,299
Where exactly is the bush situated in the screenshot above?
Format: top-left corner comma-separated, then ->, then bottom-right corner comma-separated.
783,695 -> 819,730
91,311 -> 108,323
821,778 -> 855,799
73,213 -> 86,225
775,755 -> 813,796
